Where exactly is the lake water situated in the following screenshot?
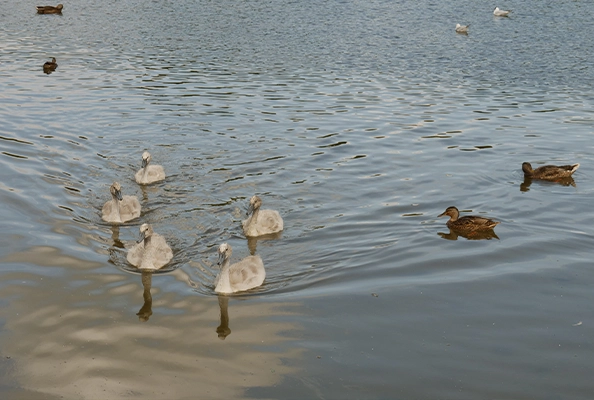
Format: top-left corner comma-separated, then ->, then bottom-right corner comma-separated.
1,0 -> 594,399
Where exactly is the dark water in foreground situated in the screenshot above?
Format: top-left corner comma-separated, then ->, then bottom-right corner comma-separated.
1,0 -> 594,398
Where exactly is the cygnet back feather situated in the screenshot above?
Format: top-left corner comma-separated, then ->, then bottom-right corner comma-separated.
242,195 -> 283,237
127,223 -> 173,270
102,181 -> 141,223
214,243 -> 265,294
135,151 -> 165,185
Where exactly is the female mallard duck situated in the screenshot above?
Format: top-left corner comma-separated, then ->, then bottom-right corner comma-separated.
101,182 -> 141,223
522,162 -> 579,180
135,151 -> 166,185
43,57 -> 57,74
242,195 -> 283,237
36,4 -> 63,13
438,206 -> 499,231
127,224 -> 173,271
214,243 -> 265,294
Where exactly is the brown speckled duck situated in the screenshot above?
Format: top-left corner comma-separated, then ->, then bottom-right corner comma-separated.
438,206 -> 499,231
36,4 -> 63,14
43,57 -> 58,74
522,162 -> 579,180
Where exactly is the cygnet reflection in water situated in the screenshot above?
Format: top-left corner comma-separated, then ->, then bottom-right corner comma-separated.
137,271 -> 153,322
135,151 -> 166,185
101,182 -> 141,223
247,232 -> 282,255
242,195 -> 283,237
438,228 -> 500,241
127,224 -> 173,271
216,296 -> 231,339
214,243 -> 265,294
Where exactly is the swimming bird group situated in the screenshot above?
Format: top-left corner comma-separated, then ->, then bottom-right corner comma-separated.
101,151 -> 283,294
437,161 -> 579,237
456,6 -> 512,34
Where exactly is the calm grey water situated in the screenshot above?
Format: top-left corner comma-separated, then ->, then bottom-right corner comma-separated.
1,0 -> 594,399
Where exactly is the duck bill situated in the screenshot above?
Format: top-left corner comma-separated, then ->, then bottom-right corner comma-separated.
438,212 -> 446,217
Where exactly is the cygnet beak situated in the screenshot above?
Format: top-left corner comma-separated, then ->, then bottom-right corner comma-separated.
136,231 -> 146,244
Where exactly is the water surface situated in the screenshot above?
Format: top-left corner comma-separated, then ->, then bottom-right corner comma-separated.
1,0 -> 594,399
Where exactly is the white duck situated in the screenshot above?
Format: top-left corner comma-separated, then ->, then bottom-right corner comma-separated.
242,195 -> 284,237
101,182 -> 141,223
455,23 -> 470,34
214,243 -> 265,294
127,224 -> 173,270
135,151 -> 165,185
493,7 -> 511,16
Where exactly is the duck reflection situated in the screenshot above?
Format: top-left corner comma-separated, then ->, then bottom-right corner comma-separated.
247,232 -> 282,255
438,228 -> 499,241
216,295 -> 231,340
520,176 -> 576,192
136,271 -> 153,322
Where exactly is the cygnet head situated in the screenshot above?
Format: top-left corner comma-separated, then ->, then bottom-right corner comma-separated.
141,151 -> 152,168
247,195 -> 262,215
217,243 -> 232,266
137,223 -> 154,243
110,182 -> 123,201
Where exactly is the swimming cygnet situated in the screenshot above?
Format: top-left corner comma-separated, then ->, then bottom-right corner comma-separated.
135,151 -> 165,185
214,243 -> 265,294
127,224 -> 173,271
101,181 -> 141,223
455,23 -> 470,34
242,195 -> 284,237
493,7 -> 511,17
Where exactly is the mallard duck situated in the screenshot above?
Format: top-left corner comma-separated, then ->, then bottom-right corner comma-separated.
43,57 -> 57,74
101,181 -> 141,223
493,7 -> 511,17
36,4 -> 63,14
214,243 -> 265,294
438,206 -> 499,231
522,162 -> 579,180
127,224 -> 173,271
135,151 -> 166,185
455,23 -> 470,34
242,195 -> 284,237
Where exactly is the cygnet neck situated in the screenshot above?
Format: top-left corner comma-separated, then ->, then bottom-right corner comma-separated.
111,192 -> 122,221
